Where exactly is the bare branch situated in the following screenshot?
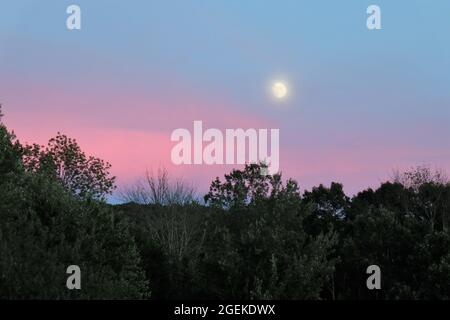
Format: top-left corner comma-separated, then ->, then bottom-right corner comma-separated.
118,166 -> 198,205
391,165 -> 448,191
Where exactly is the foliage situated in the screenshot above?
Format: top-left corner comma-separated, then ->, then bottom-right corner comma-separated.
200,163 -> 337,299
0,123 -> 149,299
1,107 -> 449,299
21,133 -> 116,200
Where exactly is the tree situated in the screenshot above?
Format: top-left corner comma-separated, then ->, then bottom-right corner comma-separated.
119,202 -> 208,299
0,122 -> 150,299
118,167 -> 203,299
303,182 -> 349,234
302,182 -> 350,299
392,165 -> 448,191
337,179 -> 450,299
204,162 -> 282,209
22,133 -> 116,200
393,166 -> 450,232
0,113 -> 23,177
201,163 -> 336,299
119,167 -> 197,205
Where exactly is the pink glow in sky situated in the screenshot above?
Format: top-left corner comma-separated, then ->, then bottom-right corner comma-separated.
2,1 -> 450,199
4,79 -> 448,198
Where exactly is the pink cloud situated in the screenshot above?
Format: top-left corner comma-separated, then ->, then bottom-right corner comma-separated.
2,78 -> 278,196
3,77 -> 449,198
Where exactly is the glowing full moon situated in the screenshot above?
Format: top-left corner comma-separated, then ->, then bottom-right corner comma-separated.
272,81 -> 288,99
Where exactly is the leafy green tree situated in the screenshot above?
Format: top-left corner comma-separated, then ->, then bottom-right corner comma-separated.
303,182 -> 349,235
337,181 -> 450,299
302,183 -> 350,299
201,163 -> 336,299
22,133 -> 116,200
0,120 -> 149,299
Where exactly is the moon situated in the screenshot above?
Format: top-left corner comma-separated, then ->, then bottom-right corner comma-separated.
272,81 -> 288,99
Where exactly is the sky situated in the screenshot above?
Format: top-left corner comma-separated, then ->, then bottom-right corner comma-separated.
1,0 -> 449,199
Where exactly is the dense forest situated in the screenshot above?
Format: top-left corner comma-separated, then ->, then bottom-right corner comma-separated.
0,107 -> 449,300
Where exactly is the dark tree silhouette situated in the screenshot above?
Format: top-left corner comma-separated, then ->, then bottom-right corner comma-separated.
22,133 -> 116,200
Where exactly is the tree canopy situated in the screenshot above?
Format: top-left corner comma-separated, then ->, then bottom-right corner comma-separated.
0,108 -> 449,299
0,118 -> 149,299
21,133 -> 116,200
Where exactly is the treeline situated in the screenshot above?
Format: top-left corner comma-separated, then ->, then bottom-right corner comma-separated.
0,109 -> 148,299
0,108 -> 449,299
119,164 -> 450,300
